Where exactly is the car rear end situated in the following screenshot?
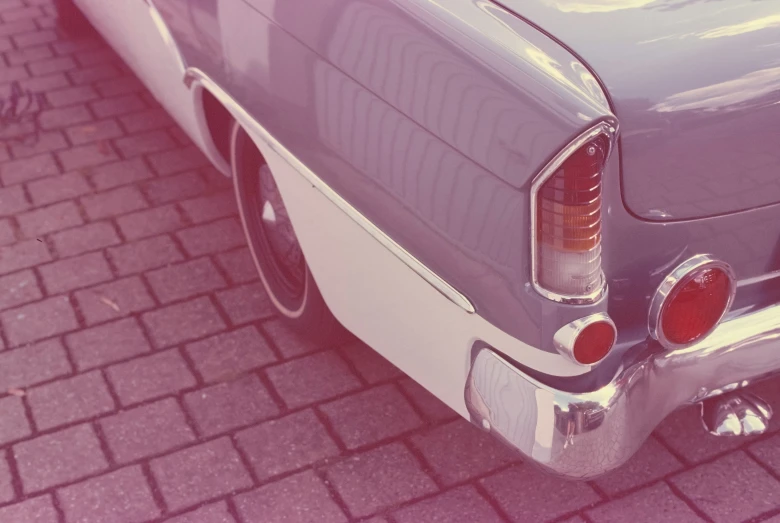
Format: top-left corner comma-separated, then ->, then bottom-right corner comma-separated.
466,0 -> 780,477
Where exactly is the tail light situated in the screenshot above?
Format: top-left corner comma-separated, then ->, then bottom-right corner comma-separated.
531,122 -> 616,304
554,313 -> 617,365
650,255 -> 736,348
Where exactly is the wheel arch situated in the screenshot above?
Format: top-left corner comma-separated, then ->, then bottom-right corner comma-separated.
187,81 -> 234,176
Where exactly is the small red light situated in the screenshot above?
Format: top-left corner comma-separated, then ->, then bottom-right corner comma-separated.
573,321 -> 616,364
661,267 -> 731,345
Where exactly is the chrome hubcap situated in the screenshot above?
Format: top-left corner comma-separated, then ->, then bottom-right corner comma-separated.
257,165 -> 305,290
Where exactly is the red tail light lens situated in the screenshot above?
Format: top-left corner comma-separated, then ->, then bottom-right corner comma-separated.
554,313 -> 617,366
660,267 -> 732,345
533,126 -> 613,303
573,321 -> 616,365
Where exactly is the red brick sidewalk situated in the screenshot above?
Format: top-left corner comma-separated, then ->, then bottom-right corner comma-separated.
1,1 -> 780,522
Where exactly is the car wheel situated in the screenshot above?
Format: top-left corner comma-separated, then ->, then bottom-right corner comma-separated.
53,0 -> 91,34
231,125 -> 351,345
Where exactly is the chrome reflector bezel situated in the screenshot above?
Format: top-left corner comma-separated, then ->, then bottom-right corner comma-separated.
553,312 -> 617,366
648,254 -> 737,350
530,120 -> 618,304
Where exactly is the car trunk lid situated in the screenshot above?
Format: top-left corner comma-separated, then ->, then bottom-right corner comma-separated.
494,0 -> 780,221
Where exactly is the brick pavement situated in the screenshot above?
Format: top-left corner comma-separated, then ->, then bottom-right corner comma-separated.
1,1 -> 780,522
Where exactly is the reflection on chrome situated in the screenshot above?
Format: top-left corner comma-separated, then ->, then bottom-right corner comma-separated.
466,301 -> 780,478
652,66 -> 780,113
700,392 -> 773,437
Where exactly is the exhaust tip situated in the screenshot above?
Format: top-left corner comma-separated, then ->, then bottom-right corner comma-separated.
700,392 -> 773,437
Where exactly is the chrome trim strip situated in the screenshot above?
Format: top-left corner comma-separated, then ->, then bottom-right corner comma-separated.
466,301 -> 780,478
552,312 -> 616,365
145,0 -> 187,76
529,120 -> 618,305
183,67 -> 476,314
648,254 -> 737,350
737,269 -> 780,288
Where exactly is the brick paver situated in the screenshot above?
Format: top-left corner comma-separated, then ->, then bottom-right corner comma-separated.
235,409 -> 340,481
141,297 -> 227,348
184,374 -> 279,437
116,203 -> 184,240
325,443 -> 438,518
0,453 -> 14,504
27,370 -> 114,430
670,452 -> 780,523
257,318 -> 324,358
1,295 -> 77,346
185,326 -> 276,383
321,384 -> 423,449
480,465 -> 602,521
72,275 -> 155,325
38,250 -> 112,294
393,485 -> 504,523
0,268 -> 41,309
57,466 -> 161,523
0,338 -> 71,390
586,483 -> 704,523
0,3 -> 778,522
108,233 -> 184,275
150,437 -> 253,511
0,495 -> 58,523
0,396 -> 32,445
107,349 -> 197,406
216,281 -> 276,325
65,317 -> 151,370
99,398 -> 195,464
411,419 -> 518,485
17,200 -> 82,238
165,501 -> 237,523
267,350 -> 362,408
234,470 -> 348,523
14,424 -> 108,493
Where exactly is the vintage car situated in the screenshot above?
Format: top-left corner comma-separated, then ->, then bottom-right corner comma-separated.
56,0 -> 780,478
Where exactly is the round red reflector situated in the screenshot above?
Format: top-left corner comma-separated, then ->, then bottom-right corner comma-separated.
573,321 -> 616,364
660,267 -> 731,345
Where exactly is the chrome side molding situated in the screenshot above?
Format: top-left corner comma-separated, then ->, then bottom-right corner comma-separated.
183,67 -> 476,314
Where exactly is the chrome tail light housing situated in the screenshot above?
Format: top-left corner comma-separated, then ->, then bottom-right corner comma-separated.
531,121 -> 617,304
649,254 -> 736,349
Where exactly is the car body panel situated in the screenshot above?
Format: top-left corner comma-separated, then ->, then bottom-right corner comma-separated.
147,0 -> 623,353
72,0 -> 596,377
73,0 -> 780,375
219,88 -> 589,416
495,0 -> 780,221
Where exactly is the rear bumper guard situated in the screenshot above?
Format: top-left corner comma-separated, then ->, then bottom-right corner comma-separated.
465,302 -> 780,479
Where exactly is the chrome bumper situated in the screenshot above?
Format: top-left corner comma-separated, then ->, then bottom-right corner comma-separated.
465,302 -> 780,479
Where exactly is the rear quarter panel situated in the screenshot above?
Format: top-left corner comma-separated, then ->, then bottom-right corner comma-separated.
156,0 -> 616,353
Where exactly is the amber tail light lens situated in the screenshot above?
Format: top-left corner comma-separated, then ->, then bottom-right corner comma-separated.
660,267 -> 732,345
535,133 -> 610,300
